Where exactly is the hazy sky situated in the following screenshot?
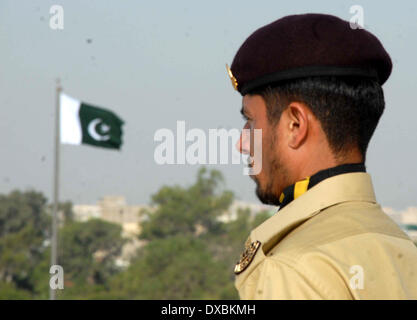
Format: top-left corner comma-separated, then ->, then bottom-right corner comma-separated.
0,0 -> 416,209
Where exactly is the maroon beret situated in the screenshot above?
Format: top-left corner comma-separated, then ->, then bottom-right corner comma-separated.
227,13 -> 392,95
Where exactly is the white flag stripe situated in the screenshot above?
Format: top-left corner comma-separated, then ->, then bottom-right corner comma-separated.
60,92 -> 82,145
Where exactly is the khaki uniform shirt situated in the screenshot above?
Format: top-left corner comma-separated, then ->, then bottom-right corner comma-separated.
235,172 -> 417,299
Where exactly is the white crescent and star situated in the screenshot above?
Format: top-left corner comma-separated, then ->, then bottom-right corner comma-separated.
88,118 -> 111,141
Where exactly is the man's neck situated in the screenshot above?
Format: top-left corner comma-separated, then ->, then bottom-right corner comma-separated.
292,149 -> 363,183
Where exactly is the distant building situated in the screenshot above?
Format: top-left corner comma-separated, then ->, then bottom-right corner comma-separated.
217,200 -> 276,223
73,196 -> 151,268
73,196 -> 149,238
72,205 -> 101,222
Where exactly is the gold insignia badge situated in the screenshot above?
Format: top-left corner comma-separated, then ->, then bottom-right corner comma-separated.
226,63 -> 238,91
234,240 -> 261,274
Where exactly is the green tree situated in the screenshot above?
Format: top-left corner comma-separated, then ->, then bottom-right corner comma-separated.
110,235 -> 236,299
0,171 -> 273,299
59,201 -> 74,224
0,190 -> 49,238
105,168 -> 241,299
111,168 -> 275,299
57,219 -> 125,297
140,167 -> 233,240
0,190 -> 50,295
0,281 -> 32,299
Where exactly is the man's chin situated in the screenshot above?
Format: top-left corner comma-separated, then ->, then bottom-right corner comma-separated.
254,181 -> 281,206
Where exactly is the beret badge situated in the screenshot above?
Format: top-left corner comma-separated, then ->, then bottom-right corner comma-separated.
234,239 -> 261,274
226,64 -> 238,91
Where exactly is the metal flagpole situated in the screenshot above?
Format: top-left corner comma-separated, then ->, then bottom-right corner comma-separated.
50,79 -> 62,300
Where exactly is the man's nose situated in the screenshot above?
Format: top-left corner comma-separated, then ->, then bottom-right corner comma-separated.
236,129 -> 251,155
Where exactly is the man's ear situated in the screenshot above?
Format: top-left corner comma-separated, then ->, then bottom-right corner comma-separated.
284,102 -> 309,149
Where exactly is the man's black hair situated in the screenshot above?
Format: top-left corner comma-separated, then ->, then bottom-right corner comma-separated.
251,76 -> 385,160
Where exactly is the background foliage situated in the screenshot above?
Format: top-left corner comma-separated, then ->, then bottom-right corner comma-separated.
0,168 -> 271,299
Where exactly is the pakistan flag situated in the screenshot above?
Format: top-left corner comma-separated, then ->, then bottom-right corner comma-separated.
60,92 -> 124,149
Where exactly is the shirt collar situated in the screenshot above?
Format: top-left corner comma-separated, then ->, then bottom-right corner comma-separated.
278,163 -> 366,211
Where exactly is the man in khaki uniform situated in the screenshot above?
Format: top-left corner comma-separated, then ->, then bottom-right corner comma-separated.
226,14 -> 417,299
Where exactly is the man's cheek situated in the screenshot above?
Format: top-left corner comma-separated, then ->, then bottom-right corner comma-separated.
250,128 -> 263,175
